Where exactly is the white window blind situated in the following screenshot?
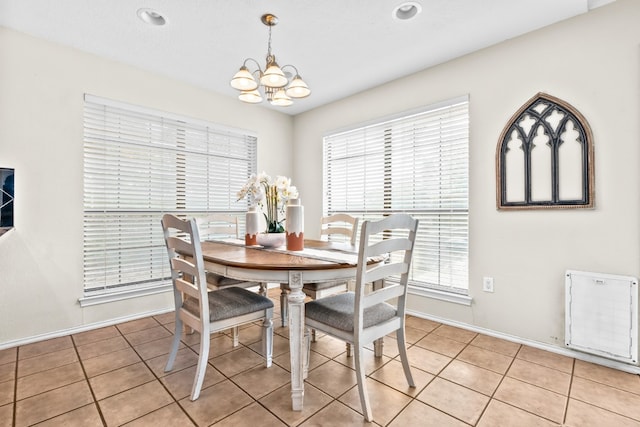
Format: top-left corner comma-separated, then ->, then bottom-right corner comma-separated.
324,96 -> 469,293
83,94 -> 257,297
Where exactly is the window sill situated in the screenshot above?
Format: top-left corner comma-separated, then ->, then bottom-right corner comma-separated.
79,283 -> 173,307
408,285 -> 473,306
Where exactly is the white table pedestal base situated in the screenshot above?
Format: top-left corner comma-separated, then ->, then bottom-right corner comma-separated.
288,271 -> 305,411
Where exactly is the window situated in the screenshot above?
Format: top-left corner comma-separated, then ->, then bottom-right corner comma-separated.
82,94 -> 256,305
324,96 -> 469,296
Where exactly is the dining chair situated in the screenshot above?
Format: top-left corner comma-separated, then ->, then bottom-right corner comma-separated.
161,213 -> 274,401
196,213 -> 265,293
320,213 -> 359,245
304,213 -> 419,422
279,213 -> 360,328
197,213 -> 268,345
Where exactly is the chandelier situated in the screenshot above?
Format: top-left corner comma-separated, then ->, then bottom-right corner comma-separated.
230,13 -> 311,107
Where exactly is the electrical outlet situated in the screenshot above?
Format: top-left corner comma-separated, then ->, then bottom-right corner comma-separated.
482,277 -> 494,292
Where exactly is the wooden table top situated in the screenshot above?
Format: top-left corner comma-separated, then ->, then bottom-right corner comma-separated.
200,239 -> 366,271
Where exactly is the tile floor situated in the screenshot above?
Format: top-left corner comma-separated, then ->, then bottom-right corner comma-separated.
2,288 -> 640,426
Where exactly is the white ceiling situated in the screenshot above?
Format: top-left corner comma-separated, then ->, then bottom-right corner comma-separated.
0,0 -> 615,115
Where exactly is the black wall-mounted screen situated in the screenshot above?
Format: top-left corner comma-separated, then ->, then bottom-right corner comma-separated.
1,168 -> 14,229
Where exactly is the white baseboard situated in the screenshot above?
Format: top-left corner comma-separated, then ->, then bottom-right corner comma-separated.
1,284 -> 283,350
0,308 -> 174,351
406,309 -> 640,375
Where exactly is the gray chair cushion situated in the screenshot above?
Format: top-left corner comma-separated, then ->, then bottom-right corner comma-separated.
183,286 -> 273,322
281,280 -> 345,292
305,292 -> 396,332
206,272 -> 252,288
304,281 -> 346,292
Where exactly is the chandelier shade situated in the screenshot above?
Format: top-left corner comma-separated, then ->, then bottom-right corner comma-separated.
238,89 -> 263,104
230,66 -> 258,91
271,89 -> 293,107
230,13 -> 311,107
285,75 -> 311,98
260,60 -> 288,88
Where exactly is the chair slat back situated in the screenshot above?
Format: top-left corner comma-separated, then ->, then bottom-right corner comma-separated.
197,214 -> 240,240
363,262 -> 409,285
321,213 -> 359,245
365,238 -> 413,259
174,276 -> 200,299
361,284 -> 405,309
354,214 -> 419,331
161,214 -> 209,322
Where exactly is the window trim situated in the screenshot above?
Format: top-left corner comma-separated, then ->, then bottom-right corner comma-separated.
408,285 -> 473,306
78,282 -> 173,307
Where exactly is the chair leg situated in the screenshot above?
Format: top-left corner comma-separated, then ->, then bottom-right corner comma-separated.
191,329 -> 210,401
311,329 -> 317,342
262,311 -> 274,367
373,337 -> 384,357
165,316 -> 183,372
259,282 -> 267,296
280,286 -> 288,327
354,342 -> 373,422
346,343 -> 352,357
182,294 -> 195,335
396,327 -> 415,388
232,326 -> 239,347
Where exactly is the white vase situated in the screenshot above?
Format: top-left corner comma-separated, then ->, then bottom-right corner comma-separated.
245,206 -> 260,246
286,198 -> 304,251
256,232 -> 286,248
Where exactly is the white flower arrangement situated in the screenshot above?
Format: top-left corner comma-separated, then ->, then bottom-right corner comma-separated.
237,172 -> 298,233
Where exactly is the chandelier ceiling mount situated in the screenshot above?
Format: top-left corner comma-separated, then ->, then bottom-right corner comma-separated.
230,13 -> 311,107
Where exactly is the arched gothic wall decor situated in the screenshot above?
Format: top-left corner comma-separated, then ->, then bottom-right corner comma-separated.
496,92 -> 594,210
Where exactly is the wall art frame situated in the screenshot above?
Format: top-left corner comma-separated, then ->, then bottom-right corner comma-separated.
0,167 -> 14,236
496,92 -> 594,210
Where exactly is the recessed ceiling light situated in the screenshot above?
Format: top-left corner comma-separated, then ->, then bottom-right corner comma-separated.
393,2 -> 422,21
137,8 -> 167,26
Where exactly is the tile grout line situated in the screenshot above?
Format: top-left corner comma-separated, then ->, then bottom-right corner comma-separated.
410,327 -> 499,426
220,343 -> 287,426
428,329 -> 485,426
484,346 -> 554,423
411,327 -> 571,426
372,333 -> 431,427
172,317 -> 287,426
120,316 -> 202,427
562,357 -> 576,425
473,341 -> 521,426
321,325 -> 454,426
492,345 -> 572,425
75,318 -> 194,426
267,309 -> 340,424
12,347 -> 18,427
565,374 -> 640,425
227,319 -> 325,426
71,329 -> 113,426
12,344 -> 99,426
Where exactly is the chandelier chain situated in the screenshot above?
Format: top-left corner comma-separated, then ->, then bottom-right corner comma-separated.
266,24 -> 273,62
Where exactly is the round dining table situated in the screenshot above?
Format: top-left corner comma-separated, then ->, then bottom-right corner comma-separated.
198,239 -> 380,411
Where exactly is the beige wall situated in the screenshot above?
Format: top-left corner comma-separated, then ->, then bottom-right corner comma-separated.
0,27 -> 293,345
293,0 -> 640,348
1,0 -> 639,356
